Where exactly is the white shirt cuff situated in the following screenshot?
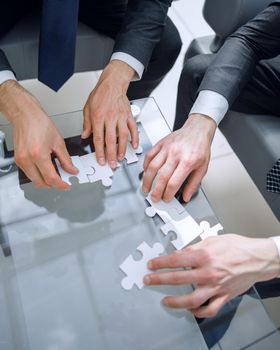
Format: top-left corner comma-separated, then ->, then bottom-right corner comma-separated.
110,52 -> 144,81
189,90 -> 229,125
270,236 -> 280,277
0,70 -> 16,86
271,236 -> 280,258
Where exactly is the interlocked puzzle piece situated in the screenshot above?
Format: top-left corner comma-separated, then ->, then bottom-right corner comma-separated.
55,152 -> 114,187
124,143 -> 143,165
145,194 -> 185,224
145,195 -> 202,250
80,153 -> 114,187
120,241 -> 164,290
131,104 -> 141,118
55,156 -> 94,185
161,210 -> 203,250
199,221 -> 223,240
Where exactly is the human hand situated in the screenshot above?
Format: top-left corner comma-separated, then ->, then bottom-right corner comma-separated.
82,60 -> 139,169
0,81 -> 78,189
142,114 -> 216,203
144,235 -> 280,318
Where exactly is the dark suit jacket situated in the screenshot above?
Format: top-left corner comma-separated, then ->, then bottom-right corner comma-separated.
0,0 -> 172,75
198,2 -> 280,106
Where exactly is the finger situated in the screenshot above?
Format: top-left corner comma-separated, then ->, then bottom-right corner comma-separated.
182,167 -> 207,202
92,118 -> 106,165
82,108 -> 92,139
143,142 -> 162,172
144,269 -> 204,286
163,286 -> 216,310
151,160 -> 178,202
117,120 -> 129,161
192,295 -> 228,318
148,250 -> 199,270
37,157 -> 70,190
21,161 -> 49,188
53,141 -> 78,174
127,117 -> 139,149
142,151 -> 167,195
163,162 -> 193,202
105,121 -> 118,168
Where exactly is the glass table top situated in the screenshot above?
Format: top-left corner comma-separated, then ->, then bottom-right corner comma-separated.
0,97 -> 279,350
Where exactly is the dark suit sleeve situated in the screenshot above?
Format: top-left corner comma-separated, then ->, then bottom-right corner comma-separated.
198,3 -> 280,106
0,48 -> 13,72
113,0 -> 172,69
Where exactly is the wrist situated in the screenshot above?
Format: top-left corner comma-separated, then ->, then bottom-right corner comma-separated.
101,60 -> 135,91
253,238 -> 280,282
183,113 -> 217,140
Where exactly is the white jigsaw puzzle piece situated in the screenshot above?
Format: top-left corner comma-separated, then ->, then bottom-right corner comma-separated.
199,221 -> 223,240
161,211 -> 203,250
79,153 -> 114,187
131,104 -> 141,118
124,143 -> 143,164
55,156 -> 93,185
145,194 -> 185,224
120,241 -> 164,290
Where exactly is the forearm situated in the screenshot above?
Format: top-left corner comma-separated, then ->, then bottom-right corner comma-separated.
198,4 -> 280,106
113,0 -> 172,70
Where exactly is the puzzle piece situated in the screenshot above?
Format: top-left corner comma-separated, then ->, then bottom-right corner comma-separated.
161,211 -> 203,250
55,156 -> 94,185
123,143 -> 143,164
120,241 -> 164,290
199,221 -> 223,240
145,194 -> 185,224
79,153 -> 114,187
131,104 -> 141,118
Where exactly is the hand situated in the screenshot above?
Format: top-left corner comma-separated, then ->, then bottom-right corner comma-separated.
142,114 -> 216,203
144,235 -> 280,318
82,60 -> 139,169
0,81 -> 78,189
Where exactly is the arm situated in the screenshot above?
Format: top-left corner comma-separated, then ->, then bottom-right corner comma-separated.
145,234 -> 280,318
112,0 -> 172,78
199,3 -> 280,106
142,3 -> 280,202
82,0 -> 173,168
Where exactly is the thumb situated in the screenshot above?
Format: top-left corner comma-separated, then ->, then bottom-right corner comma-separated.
82,110 -> 92,139
55,142 -> 78,174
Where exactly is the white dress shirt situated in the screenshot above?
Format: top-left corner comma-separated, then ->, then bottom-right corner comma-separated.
190,89 -> 280,259
0,70 -> 16,86
0,52 -> 143,86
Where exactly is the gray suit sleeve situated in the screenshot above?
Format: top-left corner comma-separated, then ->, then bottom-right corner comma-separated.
198,3 -> 280,106
113,0 -> 172,69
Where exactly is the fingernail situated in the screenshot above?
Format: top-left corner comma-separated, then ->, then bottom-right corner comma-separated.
99,158 -> 105,165
162,298 -> 169,307
118,154 -> 124,161
133,143 -> 138,149
110,161 -> 117,168
143,275 -> 150,285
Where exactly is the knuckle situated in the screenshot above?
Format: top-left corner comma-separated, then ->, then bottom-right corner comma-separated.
167,179 -> 178,191
119,128 -> 129,139
93,108 -> 102,119
206,306 -> 218,318
45,174 -> 58,185
169,254 -> 179,268
30,148 -> 41,161
15,152 -> 27,165
187,297 -> 199,310
33,181 -> 44,188
198,249 -> 212,264
94,135 -> 103,144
